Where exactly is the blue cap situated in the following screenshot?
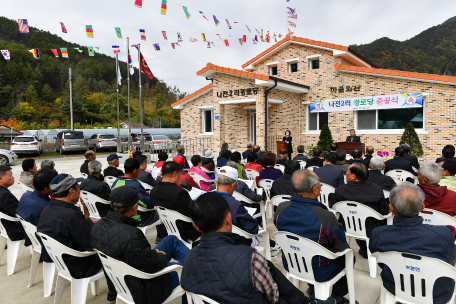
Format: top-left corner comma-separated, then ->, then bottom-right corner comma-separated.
110,186 -> 143,208
50,174 -> 84,195
107,153 -> 122,162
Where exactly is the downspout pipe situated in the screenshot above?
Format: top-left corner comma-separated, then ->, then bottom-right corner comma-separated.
264,79 -> 278,152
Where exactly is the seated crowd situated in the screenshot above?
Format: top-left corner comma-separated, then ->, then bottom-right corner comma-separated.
1,141 -> 456,304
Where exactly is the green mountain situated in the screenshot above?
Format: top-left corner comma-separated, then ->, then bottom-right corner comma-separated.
0,17 -> 184,129
350,17 -> 456,76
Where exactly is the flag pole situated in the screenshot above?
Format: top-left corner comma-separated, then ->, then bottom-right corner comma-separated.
127,37 -> 132,153
116,53 -> 121,153
138,43 -> 144,153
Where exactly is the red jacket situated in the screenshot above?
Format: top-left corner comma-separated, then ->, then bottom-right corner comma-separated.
178,172 -> 200,190
244,162 -> 263,172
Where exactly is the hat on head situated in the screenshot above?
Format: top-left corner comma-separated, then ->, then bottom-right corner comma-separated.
204,150 -> 214,158
110,186 -> 143,208
107,153 -> 122,162
49,174 -> 84,195
173,155 -> 185,167
218,166 -> 238,181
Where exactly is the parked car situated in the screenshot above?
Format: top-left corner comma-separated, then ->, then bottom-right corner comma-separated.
10,135 -> 43,156
88,133 -> 117,152
0,149 -> 18,165
150,135 -> 173,153
54,130 -> 86,154
130,132 -> 153,147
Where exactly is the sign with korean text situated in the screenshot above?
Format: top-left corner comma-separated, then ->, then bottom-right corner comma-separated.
310,93 -> 424,113
217,88 -> 259,98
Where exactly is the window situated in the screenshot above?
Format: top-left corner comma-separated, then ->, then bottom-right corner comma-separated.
289,63 -> 298,73
270,66 -> 278,76
308,110 -> 328,131
356,108 -> 424,131
202,109 -> 213,133
310,59 -> 319,70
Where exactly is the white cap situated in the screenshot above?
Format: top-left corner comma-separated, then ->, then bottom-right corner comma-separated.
205,150 -> 214,158
218,166 -> 238,181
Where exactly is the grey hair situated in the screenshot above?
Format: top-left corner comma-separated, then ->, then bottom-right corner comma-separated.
177,145 -> 185,153
291,169 -> 319,194
370,156 -> 384,171
217,174 -> 236,185
41,160 -> 55,170
400,143 -> 411,153
247,142 -> 253,148
226,161 -> 238,170
419,162 -> 442,184
390,183 -> 425,218
88,160 -> 102,174
108,159 -> 117,165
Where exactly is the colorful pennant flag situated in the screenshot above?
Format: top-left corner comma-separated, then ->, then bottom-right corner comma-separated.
51,49 -> 59,57
199,11 -> 208,21
176,42 -> 181,47
287,7 -> 297,19
112,45 -> 121,54
131,44 -> 139,51
171,43 -> 176,49
266,31 -> 270,43
161,0 -> 167,14
253,37 -> 258,44
226,19 -> 232,29
177,32 -> 183,42
243,35 -> 247,43
288,28 -> 294,38
95,47 -> 100,51
18,19 -> 30,34
88,47 -> 95,57
224,40 -> 229,46
279,34 -> 283,38
216,34 -> 223,40
162,31 -> 168,41
211,42 -> 215,48
239,39 -> 244,46
213,16 -> 220,27
201,33 -> 206,41
60,48 -> 68,58
246,25 -> 251,33
207,42 -> 211,48
1,50 -> 10,60
85,25 -> 94,38
183,6 -> 191,20
140,52 -> 154,79
190,37 -> 198,42
153,44 -> 161,51
140,29 -> 146,41
273,33 -> 277,42
59,22 -> 67,33
28,49 -> 40,59
128,55 -> 134,74
115,27 -> 123,39
288,21 -> 296,28
74,48 -> 83,53
134,0 -> 142,8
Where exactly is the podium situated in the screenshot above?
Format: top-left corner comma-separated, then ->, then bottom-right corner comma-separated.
337,142 -> 365,156
276,141 -> 288,156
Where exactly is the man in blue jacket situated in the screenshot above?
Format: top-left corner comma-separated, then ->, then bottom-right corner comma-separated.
369,183 -> 456,304
275,169 -> 357,304
313,154 -> 344,188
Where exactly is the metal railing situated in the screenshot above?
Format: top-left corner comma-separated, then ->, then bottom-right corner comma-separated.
267,135 -> 281,153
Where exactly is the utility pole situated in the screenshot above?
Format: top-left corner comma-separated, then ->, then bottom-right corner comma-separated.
69,68 -> 74,130
138,44 -> 144,152
127,37 -> 132,152
116,53 -> 121,152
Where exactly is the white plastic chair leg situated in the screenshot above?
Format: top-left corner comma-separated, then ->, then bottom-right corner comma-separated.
314,282 -> 331,300
43,262 -> 56,297
266,202 -> 273,219
380,285 -> 395,304
90,280 -> 99,296
345,251 -> 356,304
71,278 -> 90,304
367,248 -> 377,278
6,239 -> 20,275
54,275 -> 66,304
0,235 -> 7,264
28,250 -> 41,287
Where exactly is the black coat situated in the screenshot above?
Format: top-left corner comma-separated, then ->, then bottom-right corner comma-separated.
150,182 -> 201,242
345,136 -> 361,143
313,164 -> 345,188
282,136 -> 293,153
435,157 -> 456,163
293,154 -> 310,162
80,160 -> 104,181
137,169 -> 157,187
103,166 -> 124,178
91,211 -> 172,304
79,175 -> 113,217
346,158 -> 370,167
384,157 -> 417,176
0,186 -> 24,241
366,170 -> 397,191
305,157 -> 324,168
242,149 -> 253,160
270,174 -> 295,197
403,154 -> 420,169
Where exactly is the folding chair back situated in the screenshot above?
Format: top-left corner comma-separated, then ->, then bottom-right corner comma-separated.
307,166 -> 318,171
186,292 -> 221,304
232,226 -> 271,261
16,215 -> 41,252
80,191 -> 110,220
17,181 -> 34,195
139,181 -> 153,191
420,208 -> 456,231
188,172 -> 215,188
245,169 -> 259,182
232,191 -> 266,229
297,160 -> 306,169
318,183 -> 335,210
270,195 -> 291,208
385,170 -> 417,184
274,164 -> 285,173
155,206 -> 194,248
374,251 -> 456,304
104,176 -> 117,188
258,179 -> 274,202
0,211 -> 19,240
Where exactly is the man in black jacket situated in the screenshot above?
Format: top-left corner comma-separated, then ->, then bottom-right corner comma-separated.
346,149 -> 369,167
305,148 -> 324,168
293,145 -> 310,162
345,129 -> 361,143
242,142 -> 254,159
400,144 -> 420,169
314,154 -> 344,188
253,145 -> 265,167
0,165 -> 24,241
103,153 -> 124,178
79,160 -> 112,217
270,160 -> 300,197
136,155 -> 157,187
150,161 -> 201,245
91,186 -> 190,304
80,150 -> 104,181
384,147 -> 417,176
435,145 -> 456,163
331,163 -> 389,259
366,156 -> 396,191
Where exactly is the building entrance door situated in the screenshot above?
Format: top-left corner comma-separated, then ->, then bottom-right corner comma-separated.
249,110 -> 256,144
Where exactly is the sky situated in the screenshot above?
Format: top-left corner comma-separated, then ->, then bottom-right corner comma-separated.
2,0 -> 456,94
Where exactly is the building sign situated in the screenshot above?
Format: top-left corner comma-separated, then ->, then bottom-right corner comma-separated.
310,93 -> 424,113
217,88 -> 259,98
330,85 -> 361,93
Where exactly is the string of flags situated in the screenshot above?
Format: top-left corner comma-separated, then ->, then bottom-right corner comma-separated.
286,0 -> 297,38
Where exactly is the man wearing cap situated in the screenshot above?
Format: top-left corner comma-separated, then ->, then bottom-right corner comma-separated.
173,155 -> 200,190
111,158 -> 154,225
150,161 -> 201,244
91,186 -> 190,304
80,160 -> 112,217
201,150 -> 215,173
37,173 -> 116,301
103,153 -> 124,178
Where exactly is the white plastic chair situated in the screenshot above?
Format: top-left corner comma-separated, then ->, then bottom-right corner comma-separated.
270,195 -> 291,208
383,190 -> 390,199
0,211 -> 21,275
232,225 -> 271,261
188,171 -> 216,189
307,166 -> 319,171
81,173 -> 88,179
412,166 -> 418,173
18,181 -> 34,194
318,183 -> 335,211
17,215 -> 56,297
97,251 -> 184,304
104,176 -> 117,188
274,164 -> 285,173
201,167 -> 215,175
420,208 -> 456,243
36,233 -> 104,304
79,191 -> 111,220
272,231 -> 355,303
245,168 -> 259,185
297,160 -> 307,169
259,179 -> 274,218
373,251 -> 456,304
186,292 -> 220,304
139,181 -> 153,191
155,206 -> 196,249
137,206 -> 162,235
385,170 -> 417,185
232,189 -> 266,230
332,201 -> 390,278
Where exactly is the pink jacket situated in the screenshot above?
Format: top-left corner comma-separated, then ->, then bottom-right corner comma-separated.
188,167 -> 212,191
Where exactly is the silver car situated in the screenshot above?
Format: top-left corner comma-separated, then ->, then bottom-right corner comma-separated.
54,130 -> 86,154
0,149 -> 18,165
11,135 -> 43,156
88,133 -> 117,152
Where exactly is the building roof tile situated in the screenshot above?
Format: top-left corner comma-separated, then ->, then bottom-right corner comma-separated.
171,83 -> 213,108
197,62 -> 269,81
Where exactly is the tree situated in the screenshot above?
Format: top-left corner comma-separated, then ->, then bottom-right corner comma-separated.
0,116 -> 23,131
399,123 -> 424,157
317,124 -> 333,155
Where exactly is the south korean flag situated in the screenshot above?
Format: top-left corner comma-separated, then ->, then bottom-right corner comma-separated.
1,50 -> 10,60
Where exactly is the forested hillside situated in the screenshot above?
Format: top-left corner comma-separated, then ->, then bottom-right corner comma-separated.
350,17 -> 456,76
0,17 -> 185,130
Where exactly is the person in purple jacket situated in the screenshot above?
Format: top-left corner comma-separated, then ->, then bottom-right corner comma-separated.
259,152 -> 283,181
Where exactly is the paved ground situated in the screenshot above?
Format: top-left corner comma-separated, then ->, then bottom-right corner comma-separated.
3,157 -> 383,304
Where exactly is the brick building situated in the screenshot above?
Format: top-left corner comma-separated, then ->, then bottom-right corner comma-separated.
171,36 -> 456,162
